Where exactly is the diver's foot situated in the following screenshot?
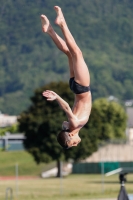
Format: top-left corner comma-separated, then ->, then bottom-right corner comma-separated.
40,15 -> 51,33
54,6 -> 66,26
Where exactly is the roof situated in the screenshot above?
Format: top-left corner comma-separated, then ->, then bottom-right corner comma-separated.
0,133 -> 25,140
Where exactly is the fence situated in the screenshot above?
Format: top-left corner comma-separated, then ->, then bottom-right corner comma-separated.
72,162 -> 133,174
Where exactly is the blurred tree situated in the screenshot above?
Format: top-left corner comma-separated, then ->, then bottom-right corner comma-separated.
18,82 -> 127,177
86,98 -> 127,142
1,0 -> 133,114
0,123 -> 19,135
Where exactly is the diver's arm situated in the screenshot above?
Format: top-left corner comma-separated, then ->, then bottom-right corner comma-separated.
42,90 -> 78,127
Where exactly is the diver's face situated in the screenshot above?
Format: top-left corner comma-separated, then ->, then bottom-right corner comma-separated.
67,133 -> 81,147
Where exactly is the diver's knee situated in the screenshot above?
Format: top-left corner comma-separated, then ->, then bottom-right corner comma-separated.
71,47 -> 82,57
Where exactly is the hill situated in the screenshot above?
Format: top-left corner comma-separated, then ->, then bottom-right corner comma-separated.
0,0 -> 133,114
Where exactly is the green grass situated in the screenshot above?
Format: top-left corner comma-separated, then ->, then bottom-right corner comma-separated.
0,151 -> 133,200
0,151 -> 56,176
0,174 -> 133,200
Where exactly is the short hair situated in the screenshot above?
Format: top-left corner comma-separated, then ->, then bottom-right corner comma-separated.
57,130 -> 71,149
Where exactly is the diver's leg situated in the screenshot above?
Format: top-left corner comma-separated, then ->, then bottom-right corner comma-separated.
54,6 -> 90,86
41,15 -> 74,77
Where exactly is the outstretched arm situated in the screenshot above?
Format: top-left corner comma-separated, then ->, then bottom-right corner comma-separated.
42,90 -> 78,127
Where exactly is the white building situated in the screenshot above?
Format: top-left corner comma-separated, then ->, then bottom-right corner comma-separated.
126,107 -> 133,145
0,132 -> 25,151
0,112 -> 17,127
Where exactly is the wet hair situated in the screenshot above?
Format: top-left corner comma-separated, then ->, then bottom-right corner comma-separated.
57,130 -> 71,149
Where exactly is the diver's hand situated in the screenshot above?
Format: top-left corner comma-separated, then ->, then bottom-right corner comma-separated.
42,90 -> 57,101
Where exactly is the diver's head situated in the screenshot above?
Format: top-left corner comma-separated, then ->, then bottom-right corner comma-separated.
57,130 -> 81,149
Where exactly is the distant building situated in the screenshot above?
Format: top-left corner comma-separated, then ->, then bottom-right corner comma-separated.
126,107 -> 133,145
126,107 -> 133,128
84,143 -> 133,162
108,95 -> 118,102
125,99 -> 133,107
0,112 -> 17,127
0,132 -> 25,151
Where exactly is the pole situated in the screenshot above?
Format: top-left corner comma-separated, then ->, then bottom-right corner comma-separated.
5,187 -> 13,200
101,161 -> 104,193
60,161 -> 63,195
100,145 -> 104,193
15,163 -> 19,198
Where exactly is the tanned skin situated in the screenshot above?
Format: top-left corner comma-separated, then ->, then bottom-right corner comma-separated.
41,6 -> 92,147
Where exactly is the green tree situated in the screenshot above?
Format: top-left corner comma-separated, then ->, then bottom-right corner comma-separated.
86,98 -> 127,142
18,82 -> 98,176
0,123 -> 19,136
1,0 -> 133,114
18,82 -> 127,177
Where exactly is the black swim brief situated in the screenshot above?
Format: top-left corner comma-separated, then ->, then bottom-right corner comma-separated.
69,77 -> 90,94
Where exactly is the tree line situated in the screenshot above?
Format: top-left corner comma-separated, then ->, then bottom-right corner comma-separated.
0,0 -> 133,114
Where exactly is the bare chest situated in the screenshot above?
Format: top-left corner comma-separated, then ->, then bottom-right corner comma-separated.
72,97 -> 92,121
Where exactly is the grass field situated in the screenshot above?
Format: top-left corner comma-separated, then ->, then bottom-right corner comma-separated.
0,174 -> 133,200
0,151 -> 56,176
0,151 -> 133,200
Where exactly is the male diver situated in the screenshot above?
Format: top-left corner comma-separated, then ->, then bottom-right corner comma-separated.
41,6 -> 92,149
